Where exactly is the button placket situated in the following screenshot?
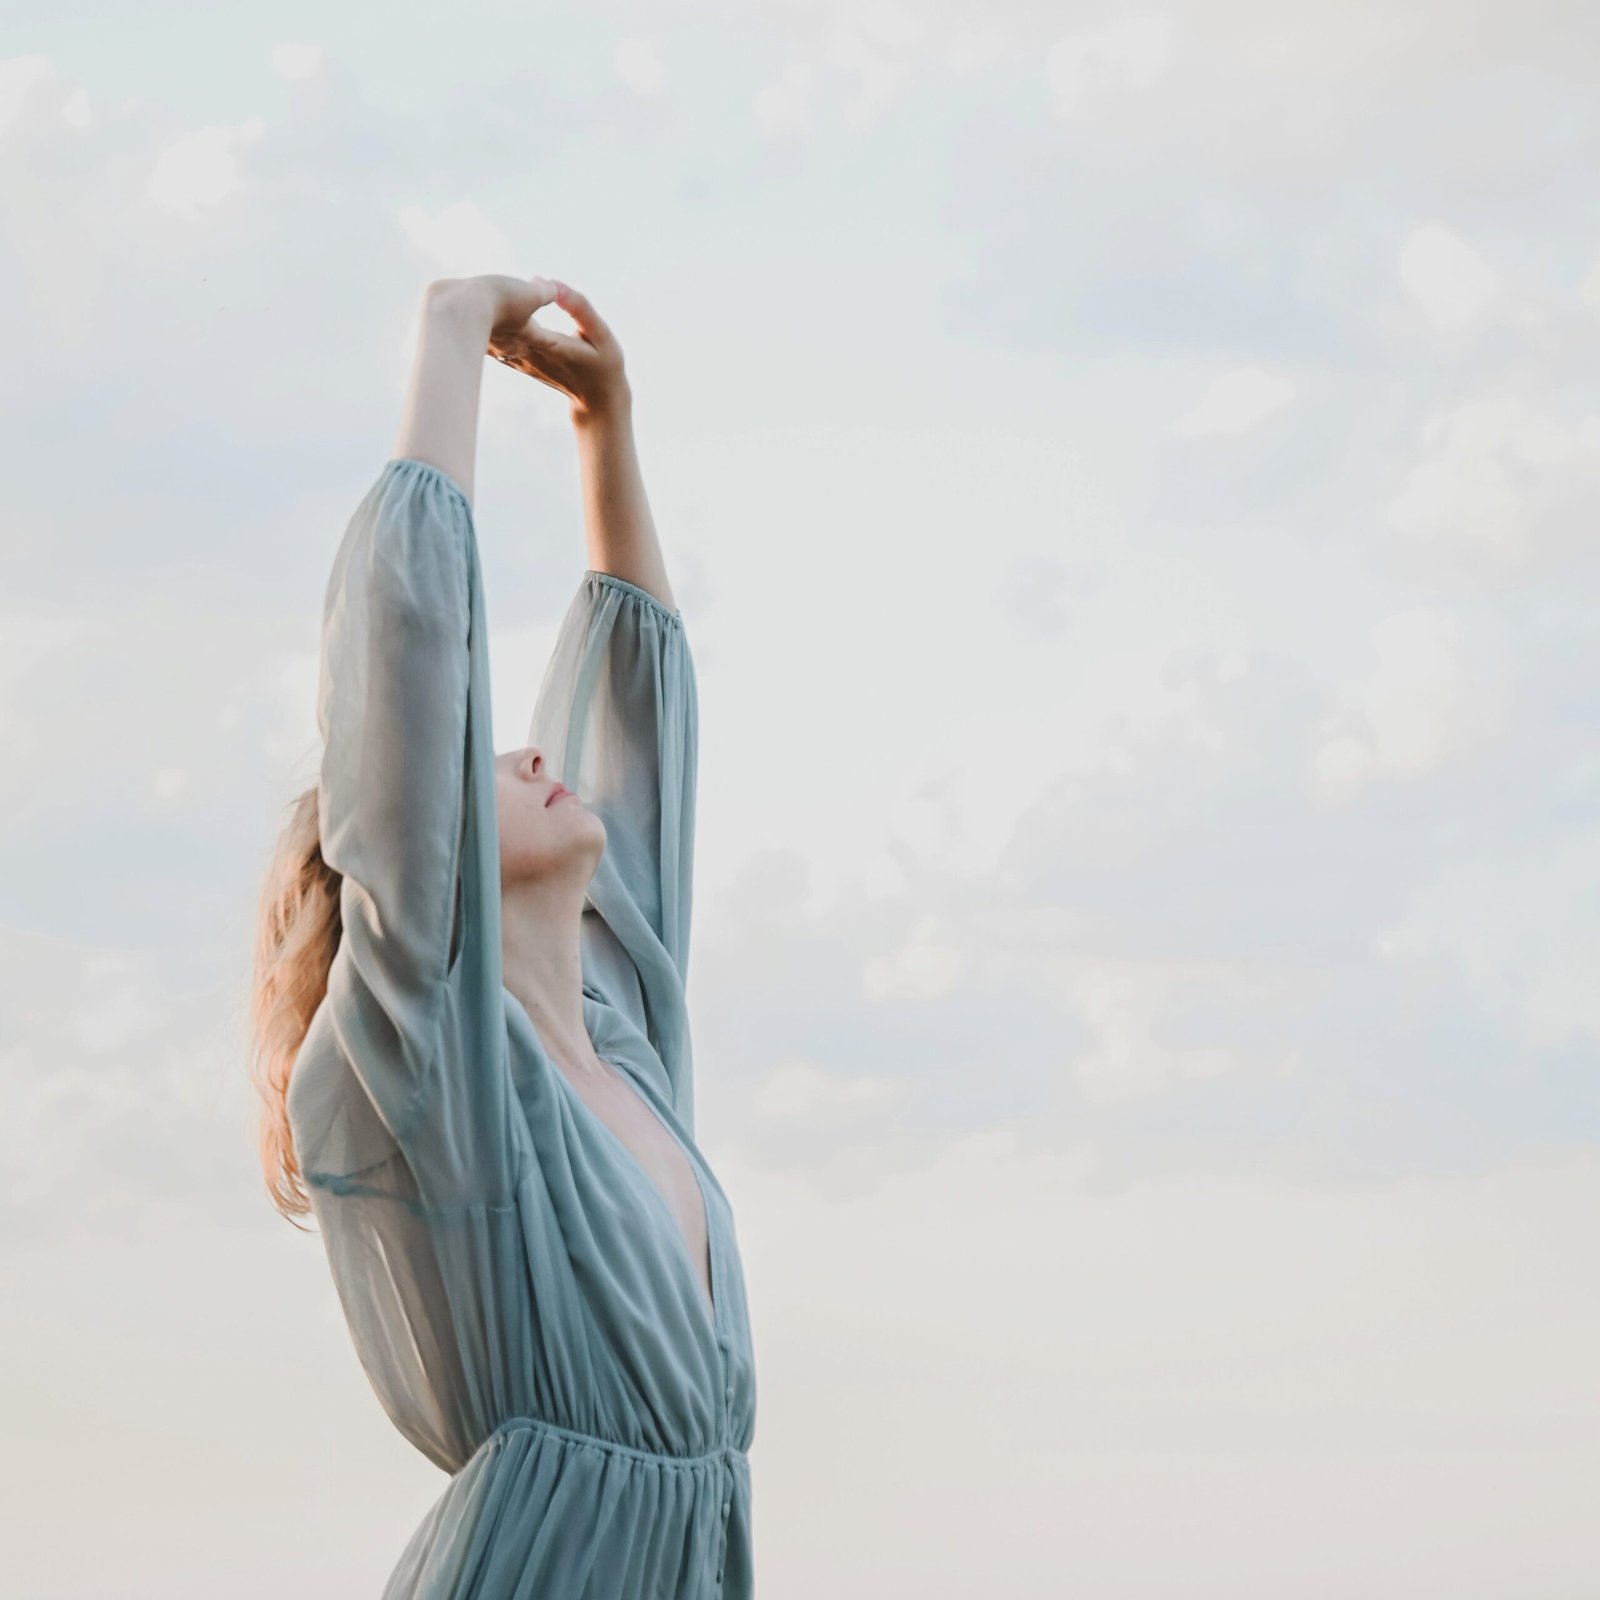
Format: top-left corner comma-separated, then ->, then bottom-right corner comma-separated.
714,1471 -> 729,1587
706,1186 -> 735,1592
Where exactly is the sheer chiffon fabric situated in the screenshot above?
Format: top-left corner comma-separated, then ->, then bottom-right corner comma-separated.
287,457 -> 755,1598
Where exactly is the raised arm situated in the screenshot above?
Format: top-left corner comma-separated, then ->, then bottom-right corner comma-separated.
559,331 -> 695,997
314,276 -> 558,1182
487,277 -> 676,611
489,281 -> 700,1123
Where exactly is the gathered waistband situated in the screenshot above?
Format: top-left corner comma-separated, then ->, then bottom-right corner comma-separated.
479,1413 -> 743,1470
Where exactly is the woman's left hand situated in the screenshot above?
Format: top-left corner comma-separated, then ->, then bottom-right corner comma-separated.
484,277 -> 630,419
426,273 -> 630,418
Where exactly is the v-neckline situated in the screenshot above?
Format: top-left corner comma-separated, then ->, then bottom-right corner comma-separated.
556,1049 -> 719,1328
502,985 -> 719,1327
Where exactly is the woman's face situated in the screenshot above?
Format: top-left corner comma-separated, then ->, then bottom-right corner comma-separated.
494,745 -> 607,886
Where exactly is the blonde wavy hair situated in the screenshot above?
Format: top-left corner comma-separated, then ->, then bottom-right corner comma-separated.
248,782 -> 341,1225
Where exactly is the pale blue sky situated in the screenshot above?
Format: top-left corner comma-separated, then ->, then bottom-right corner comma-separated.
2,3 -> 1598,1595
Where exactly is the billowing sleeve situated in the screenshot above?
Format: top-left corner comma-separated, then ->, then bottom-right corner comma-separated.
316,455 -> 511,1190
528,570 -> 700,1128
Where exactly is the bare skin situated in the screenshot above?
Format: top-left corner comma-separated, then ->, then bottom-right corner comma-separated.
390,275 -> 712,1313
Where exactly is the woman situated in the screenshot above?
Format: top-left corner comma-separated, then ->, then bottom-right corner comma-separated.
248,274 -> 756,1599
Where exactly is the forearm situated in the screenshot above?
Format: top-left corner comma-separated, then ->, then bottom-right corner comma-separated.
573,392 -> 678,615
391,283 -> 496,507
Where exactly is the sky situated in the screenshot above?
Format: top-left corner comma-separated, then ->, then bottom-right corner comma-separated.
2,1 -> 1599,1594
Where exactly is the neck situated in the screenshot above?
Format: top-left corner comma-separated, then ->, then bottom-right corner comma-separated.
500,872 -> 604,1077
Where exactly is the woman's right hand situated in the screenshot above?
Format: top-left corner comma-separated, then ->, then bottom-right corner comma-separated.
429,273 -> 630,419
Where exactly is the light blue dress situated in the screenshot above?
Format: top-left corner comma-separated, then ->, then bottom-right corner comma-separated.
286,455 -> 757,1598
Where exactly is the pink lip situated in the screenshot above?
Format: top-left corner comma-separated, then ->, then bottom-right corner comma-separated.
546,784 -> 572,807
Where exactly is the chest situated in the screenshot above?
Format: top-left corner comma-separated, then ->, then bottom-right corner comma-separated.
560,1059 -> 715,1314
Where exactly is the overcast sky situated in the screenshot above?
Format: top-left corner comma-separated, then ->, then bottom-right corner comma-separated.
2,3 -> 1598,1595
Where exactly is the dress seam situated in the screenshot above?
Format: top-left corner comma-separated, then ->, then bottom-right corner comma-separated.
483,1412 -> 743,1468
585,566 -> 683,624
387,453 -> 474,515
373,452 -> 477,1142
300,1169 -> 520,1214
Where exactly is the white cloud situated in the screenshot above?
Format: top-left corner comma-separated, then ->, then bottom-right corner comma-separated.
944,25 -> 1012,74
860,912 -> 965,1003
751,1058 -> 914,1120
1047,15 -> 1174,118
60,86 -> 92,129
752,61 -> 815,136
0,53 -> 54,138
1172,364 -> 1296,437
1311,608 -> 1512,799
1072,959 -> 1247,1102
269,43 -> 325,83
1359,608 -> 1509,777
1397,222 -> 1501,330
147,119 -> 266,215
68,951 -> 166,1055
1387,394 -> 1600,580
150,766 -> 191,802
616,35 -> 666,96
394,197 -> 517,282
826,11 -> 923,125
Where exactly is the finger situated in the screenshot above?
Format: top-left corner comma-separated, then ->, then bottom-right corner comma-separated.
524,273 -> 560,307
486,274 -> 560,332
550,280 -> 613,347
492,320 -> 588,363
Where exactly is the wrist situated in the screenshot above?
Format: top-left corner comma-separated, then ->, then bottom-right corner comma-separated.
570,381 -> 633,431
422,277 -> 496,334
